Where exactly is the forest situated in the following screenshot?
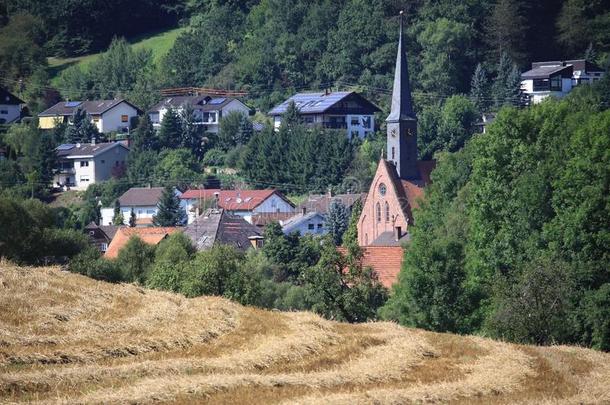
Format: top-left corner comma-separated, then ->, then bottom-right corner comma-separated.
1,0 -> 609,115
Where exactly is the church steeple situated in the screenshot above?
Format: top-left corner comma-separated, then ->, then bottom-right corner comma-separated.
387,11 -> 415,122
386,11 -> 419,180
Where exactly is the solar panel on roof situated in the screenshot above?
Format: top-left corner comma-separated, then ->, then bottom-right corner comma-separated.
64,101 -> 82,108
209,98 -> 226,105
56,144 -> 75,151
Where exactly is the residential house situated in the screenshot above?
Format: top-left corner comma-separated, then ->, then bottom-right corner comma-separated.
183,208 -> 263,252
474,112 -> 496,134
281,211 -> 326,236
54,142 -> 129,190
100,187 -> 185,226
148,95 -> 251,134
104,227 -> 180,258
84,222 -> 119,253
180,189 -> 295,224
357,13 -> 435,249
250,212 -> 296,229
521,59 -> 605,104
38,99 -> 141,133
275,192 -> 364,237
0,88 -> 24,124
268,91 -> 380,139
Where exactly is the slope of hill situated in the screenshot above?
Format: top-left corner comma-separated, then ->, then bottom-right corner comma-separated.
47,27 -> 185,85
1,264 -> 608,404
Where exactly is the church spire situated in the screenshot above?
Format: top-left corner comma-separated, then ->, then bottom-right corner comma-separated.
386,11 -> 415,123
386,11 -> 419,180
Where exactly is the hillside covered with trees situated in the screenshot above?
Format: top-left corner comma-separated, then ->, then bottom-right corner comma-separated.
1,0 -> 609,115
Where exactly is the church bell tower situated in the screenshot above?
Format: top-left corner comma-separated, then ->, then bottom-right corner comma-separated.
386,11 -> 419,180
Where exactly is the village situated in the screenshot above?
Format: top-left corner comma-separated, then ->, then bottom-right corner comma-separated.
0,16 -> 605,289
1,1 -> 610,401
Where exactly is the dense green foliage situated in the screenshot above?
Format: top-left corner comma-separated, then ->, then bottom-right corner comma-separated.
382,80 -> 610,350
241,118 -> 353,193
0,197 -> 89,264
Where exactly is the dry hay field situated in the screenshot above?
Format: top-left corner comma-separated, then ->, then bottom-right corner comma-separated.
1,264 -> 609,404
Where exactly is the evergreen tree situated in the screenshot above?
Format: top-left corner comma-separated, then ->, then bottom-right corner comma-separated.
158,107 -> 182,150
129,208 -> 136,227
237,115 -> 253,145
112,200 -> 124,226
152,185 -> 186,226
492,53 -> 522,108
470,63 -> 490,113
65,107 -> 99,144
282,101 -> 302,129
180,104 -> 203,158
33,132 -> 57,191
326,200 -> 349,246
130,113 -> 157,153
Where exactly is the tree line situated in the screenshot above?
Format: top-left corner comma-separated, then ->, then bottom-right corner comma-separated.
380,78 -> 610,351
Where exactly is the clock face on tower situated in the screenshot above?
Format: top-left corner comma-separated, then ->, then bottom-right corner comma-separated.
390,128 -> 397,137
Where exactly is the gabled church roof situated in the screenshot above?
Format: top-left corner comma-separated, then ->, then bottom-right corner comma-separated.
386,12 -> 415,123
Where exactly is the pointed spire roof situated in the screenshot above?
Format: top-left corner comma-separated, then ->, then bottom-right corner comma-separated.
386,11 -> 415,122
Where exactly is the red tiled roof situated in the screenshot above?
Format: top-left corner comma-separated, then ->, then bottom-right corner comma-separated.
180,189 -> 295,211
104,227 -> 180,259
401,180 -> 425,210
338,246 -> 403,289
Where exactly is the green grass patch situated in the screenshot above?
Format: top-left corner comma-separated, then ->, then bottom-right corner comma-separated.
47,26 -> 186,85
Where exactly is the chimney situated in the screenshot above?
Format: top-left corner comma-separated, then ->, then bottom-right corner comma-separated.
394,226 -> 402,241
301,206 -> 306,215
327,188 -> 332,198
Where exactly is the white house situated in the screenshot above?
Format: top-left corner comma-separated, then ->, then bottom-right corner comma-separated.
521,59 -> 605,104
268,91 -> 380,139
38,99 -> 142,133
282,211 -> 327,236
54,142 -> 129,190
100,187 -> 186,226
148,95 -> 251,134
180,189 -> 295,224
0,88 -> 24,124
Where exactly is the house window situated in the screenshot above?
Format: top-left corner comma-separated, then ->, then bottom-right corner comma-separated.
304,116 -> 314,124
146,209 -> 155,215
391,146 -> 395,160
351,117 -> 359,126
376,202 -> 381,222
80,161 -> 89,167
100,160 -> 105,164
385,201 -> 390,222
550,76 -> 562,91
138,209 -> 143,215
308,223 -> 315,230
100,243 -> 108,252
80,175 -> 90,182
317,223 -> 323,229
0,110 -> 7,115
533,78 -> 550,91
121,115 -> 129,123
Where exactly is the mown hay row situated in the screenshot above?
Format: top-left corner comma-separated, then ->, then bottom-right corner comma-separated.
72,322 -> 433,404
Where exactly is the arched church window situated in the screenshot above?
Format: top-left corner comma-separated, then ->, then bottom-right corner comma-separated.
376,202 -> 381,222
385,201 -> 390,222
391,146 -> 395,160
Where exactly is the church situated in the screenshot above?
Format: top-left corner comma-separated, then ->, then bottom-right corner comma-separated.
355,12 -> 435,286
